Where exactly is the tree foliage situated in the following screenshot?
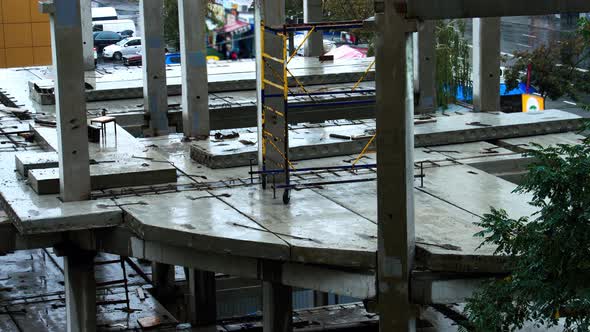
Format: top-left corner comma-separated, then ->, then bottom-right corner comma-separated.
435,20 -> 471,109
504,18 -> 590,101
163,0 -> 223,51
464,137 -> 590,331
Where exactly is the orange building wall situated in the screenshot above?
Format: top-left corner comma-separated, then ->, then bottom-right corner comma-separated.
0,0 -> 52,68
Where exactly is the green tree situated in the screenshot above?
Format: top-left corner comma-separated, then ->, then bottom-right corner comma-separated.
435,19 -> 471,109
163,0 -> 180,50
163,0 -> 223,51
504,18 -> 590,102
464,138 -> 590,331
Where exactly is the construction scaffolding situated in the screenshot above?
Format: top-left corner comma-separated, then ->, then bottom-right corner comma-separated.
259,20 -> 376,203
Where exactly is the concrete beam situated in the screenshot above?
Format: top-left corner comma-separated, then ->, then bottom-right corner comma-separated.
64,249 -> 96,332
473,18 -> 501,112
188,269 -> 217,327
263,282 -> 293,332
375,0 -> 416,330
411,273 -> 488,305
303,0 -> 323,57
81,0 -> 94,70
413,21 -> 436,114
84,227 -> 376,300
48,0 -> 91,202
140,0 -> 169,136
405,0 -> 590,19
179,0 -> 210,138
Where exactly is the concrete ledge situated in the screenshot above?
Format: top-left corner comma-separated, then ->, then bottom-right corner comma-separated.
190,110 -> 583,169
28,161 -> 178,195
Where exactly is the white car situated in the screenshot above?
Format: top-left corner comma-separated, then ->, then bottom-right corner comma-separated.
102,37 -> 141,61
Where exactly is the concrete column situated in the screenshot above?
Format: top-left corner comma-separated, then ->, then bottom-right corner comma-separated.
413,21 -> 436,114
472,17 -> 501,112
179,0 -> 210,138
151,262 -> 175,299
140,0 -> 169,135
375,1 -> 416,331
81,0 -> 94,70
303,0 -> 323,57
188,269 -> 217,328
263,282 -> 292,332
64,250 -> 96,332
313,291 -> 329,307
255,0 -> 288,185
44,0 -> 91,202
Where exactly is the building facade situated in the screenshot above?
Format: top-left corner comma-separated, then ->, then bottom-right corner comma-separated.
0,0 -> 51,68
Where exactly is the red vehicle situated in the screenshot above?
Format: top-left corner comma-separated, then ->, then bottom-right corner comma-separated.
123,53 -> 142,66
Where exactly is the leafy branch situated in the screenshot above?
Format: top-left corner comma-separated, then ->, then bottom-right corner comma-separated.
464,138 -> 590,331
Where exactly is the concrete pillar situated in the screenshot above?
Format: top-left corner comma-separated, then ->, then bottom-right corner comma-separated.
188,269 -> 216,328
472,17 -> 501,112
375,1 -> 416,331
179,0 -> 210,138
313,291 -> 329,307
255,0 -> 288,185
151,262 -> 175,299
303,0 -> 323,57
263,282 -> 293,332
413,21 -> 436,114
81,0 -> 95,70
140,0 -> 169,135
43,0 -> 91,202
64,250 -> 96,332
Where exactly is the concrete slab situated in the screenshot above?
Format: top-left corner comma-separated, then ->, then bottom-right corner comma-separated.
0,152 -> 122,234
190,121 -> 377,168
497,132 -> 585,152
28,159 -> 178,194
420,141 -> 513,160
15,152 -> 59,177
33,122 -> 143,156
116,192 -> 290,262
309,179 -> 504,273
191,110 -> 582,168
219,186 -> 377,269
420,164 -> 537,218
29,57 -> 376,104
414,110 -> 581,147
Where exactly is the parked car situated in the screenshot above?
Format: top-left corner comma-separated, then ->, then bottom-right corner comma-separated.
123,52 -> 142,66
102,37 -> 142,60
93,31 -> 123,52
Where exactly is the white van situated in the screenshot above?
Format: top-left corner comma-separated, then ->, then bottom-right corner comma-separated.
92,19 -> 136,37
92,7 -> 118,21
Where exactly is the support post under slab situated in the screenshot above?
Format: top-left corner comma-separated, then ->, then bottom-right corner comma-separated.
81,0 -> 94,70
303,0 -> 323,57
152,262 -> 175,299
313,291 -> 329,307
64,250 -> 96,332
140,0 -> 169,135
45,0 -> 91,202
188,269 -> 217,328
413,21 -> 436,114
375,1 -> 416,331
179,0 -> 210,138
473,17 -> 501,112
263,282 -> 293,332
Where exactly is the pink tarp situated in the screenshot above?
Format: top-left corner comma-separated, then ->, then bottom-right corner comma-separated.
325,45 -> 367,60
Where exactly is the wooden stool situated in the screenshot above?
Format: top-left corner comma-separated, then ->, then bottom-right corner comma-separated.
90,116 -> 117,140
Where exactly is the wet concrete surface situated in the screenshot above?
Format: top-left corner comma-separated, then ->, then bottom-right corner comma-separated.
0,249 -> 178,331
